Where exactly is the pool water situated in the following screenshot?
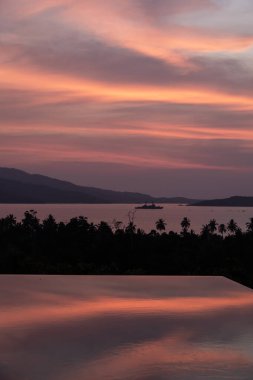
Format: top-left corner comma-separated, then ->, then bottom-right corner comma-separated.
0,276 -> 252,379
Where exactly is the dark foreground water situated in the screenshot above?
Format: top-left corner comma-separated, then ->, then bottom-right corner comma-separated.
0,203 -> 253,232
0,276 -> 253,379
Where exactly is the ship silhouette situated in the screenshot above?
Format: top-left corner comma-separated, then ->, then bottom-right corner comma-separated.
135,202 -> 163,209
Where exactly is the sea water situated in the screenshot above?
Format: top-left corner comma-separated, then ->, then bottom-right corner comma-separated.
0,203 -> 252,233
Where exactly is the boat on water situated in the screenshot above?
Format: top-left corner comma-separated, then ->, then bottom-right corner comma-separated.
135,203 -> 163,210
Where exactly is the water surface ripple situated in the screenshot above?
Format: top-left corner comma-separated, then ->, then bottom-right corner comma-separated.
0,276 -> 253,379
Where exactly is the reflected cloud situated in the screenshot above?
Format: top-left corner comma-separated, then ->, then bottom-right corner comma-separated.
0,276 -> 253,380
0,276 -> 253,329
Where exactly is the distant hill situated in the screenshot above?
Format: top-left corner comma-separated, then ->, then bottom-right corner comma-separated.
0,167 -> 199,204
192,196 -> 253,207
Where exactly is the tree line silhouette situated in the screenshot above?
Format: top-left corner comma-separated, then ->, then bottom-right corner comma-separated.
0,210 -> 252,288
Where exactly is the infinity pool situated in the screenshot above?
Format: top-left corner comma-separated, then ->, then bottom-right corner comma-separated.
0,276 -> 252,379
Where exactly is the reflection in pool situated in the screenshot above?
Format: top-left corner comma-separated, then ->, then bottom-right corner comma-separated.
0,276 -> 252,379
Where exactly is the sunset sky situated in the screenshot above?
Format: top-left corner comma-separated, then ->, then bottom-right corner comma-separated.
1,0 -> 253,197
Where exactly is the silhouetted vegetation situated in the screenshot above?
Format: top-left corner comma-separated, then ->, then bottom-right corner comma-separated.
0,210 -> 252,288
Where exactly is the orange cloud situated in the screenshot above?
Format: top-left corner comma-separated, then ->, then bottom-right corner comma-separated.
1,64 -> 253,110
4,122 -> 253,143
61,1 -> 253,68
0,142 -> 242,171
1,0 -> 253,181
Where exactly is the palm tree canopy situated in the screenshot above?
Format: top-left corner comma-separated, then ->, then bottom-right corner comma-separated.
155,218 -> 166,232
218,223 -> 226,234
201,224 -> 210,236
246,217 -> 253,232
208,219 -> 218,233
227,219 -> 238,233
181,217 -> 191,229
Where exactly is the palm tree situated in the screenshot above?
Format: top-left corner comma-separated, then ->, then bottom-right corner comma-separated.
208,219 -> 218,234
155,218 -> 166,233
201,224 -> 210,238
218,223 -> 226,238
235,226 -> 242,236
246,217 -> 253,233
227,219 -> 238,235
180,217 -> 191,234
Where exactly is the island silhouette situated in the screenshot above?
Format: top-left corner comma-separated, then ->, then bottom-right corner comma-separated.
0,167 -> 198,204
1,167 -> 253,206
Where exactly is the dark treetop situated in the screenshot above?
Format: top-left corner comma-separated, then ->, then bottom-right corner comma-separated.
0,210 -> 252,289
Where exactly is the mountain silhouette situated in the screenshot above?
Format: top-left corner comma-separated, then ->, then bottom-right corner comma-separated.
0,167 -> 199,204
192,196 -> 253,207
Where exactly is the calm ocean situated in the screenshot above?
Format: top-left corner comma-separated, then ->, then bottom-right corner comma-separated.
0,204 -> 252,233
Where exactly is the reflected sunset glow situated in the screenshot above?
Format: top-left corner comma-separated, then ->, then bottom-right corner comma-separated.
0,276 -> 253,379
